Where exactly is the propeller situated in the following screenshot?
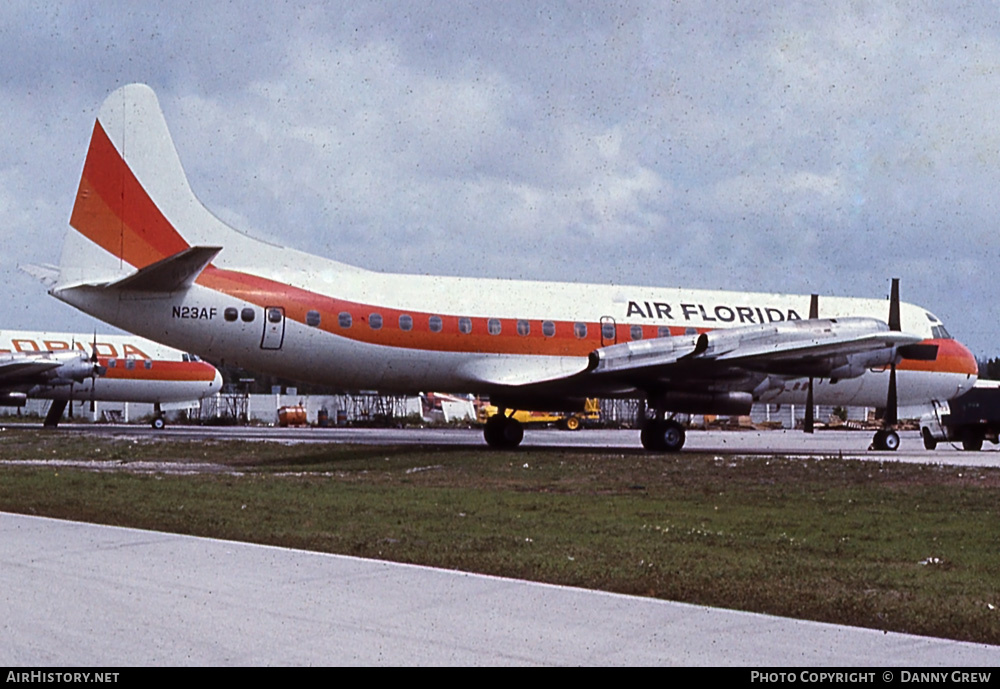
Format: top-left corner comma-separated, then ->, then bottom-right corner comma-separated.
804,293 -> 819,434
883,278 -> 901,430
87,332 -> 105,413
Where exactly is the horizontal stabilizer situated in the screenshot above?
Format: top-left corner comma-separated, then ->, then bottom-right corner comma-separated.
20,263 -> 62,288
109,246 -> 221,292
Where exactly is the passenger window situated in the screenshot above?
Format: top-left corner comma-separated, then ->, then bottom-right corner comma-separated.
602,322 -> 615,340
458,317 -> 472,334
369,313 -> 383,330
224,307 -> 238,322
268,308 -> 283,323
685,327 -> 697,335
241,307 -> 255,323
488,318 -> 502,335
144,360 -> 153,369
338,312 -> 352,328
517,320 -> 530,336
125,359 -> 135,370
630,325 -> 643,341
429,316 -> 443,333
657,326 -> 672,338
399,314 -> 413,331
574,322 -> 587,339
306,310 -> 321,327
108,358 -> 117,368
542,321 -> 555,337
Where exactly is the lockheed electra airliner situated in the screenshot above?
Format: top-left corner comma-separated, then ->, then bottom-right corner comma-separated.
0,329 -> 222,427
41,84 -> 978,450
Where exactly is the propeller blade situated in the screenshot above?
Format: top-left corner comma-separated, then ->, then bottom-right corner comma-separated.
803,293 -> 818,434
89,332 -> 100,414
804,377 -> 815,434
888,278 -> 900,332
885,363 -> 898,427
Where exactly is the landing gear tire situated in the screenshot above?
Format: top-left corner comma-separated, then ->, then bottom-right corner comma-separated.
640,419 -> 686,452
151,416 -> 166,430
872,429 -> 900,451
922,428 -> 938,450
484,415 -> 524,449
563,416 -> 581,431
961,430 -> 984,452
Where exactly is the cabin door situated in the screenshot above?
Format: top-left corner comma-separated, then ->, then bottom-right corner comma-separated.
261,306 -> 286,350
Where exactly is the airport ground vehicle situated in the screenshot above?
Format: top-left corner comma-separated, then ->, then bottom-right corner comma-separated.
479,398 -> 600,430
921,381 -> 1000,451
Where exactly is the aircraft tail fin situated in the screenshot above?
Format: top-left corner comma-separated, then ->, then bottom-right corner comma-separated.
57,84 -> 245,289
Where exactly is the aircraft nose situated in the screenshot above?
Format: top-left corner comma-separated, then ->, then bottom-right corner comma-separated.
210,368 -> 223,391
942,338 -> 979,379
933,338 -> 979,398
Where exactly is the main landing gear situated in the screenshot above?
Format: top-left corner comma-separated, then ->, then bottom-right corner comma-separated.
483,412 -> 524,449
871,428 -> 900,451
640,418 -> 686,452
639,402 -> 686,452
150,403 -> 166,430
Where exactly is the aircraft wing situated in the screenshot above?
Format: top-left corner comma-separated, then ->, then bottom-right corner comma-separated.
0,357 -> 66,383
0,352 -> 99,386
587,317 -> 930,384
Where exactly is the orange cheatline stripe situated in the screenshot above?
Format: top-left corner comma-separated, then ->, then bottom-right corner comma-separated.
99,360 -> 218,382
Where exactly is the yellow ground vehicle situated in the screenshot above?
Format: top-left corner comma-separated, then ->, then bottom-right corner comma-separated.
477,398 -> 599,430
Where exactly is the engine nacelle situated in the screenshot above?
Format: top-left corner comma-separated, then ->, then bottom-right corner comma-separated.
40,353 -> 100,385
0,392 -> 27,407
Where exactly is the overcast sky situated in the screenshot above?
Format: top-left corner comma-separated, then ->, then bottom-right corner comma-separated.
2,1 -> 999,356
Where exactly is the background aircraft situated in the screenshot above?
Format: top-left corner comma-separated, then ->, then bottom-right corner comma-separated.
0,330 -> 222,427
39,84 -> 978,450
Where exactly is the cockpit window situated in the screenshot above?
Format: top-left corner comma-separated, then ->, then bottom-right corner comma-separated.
931,325 -> 952,339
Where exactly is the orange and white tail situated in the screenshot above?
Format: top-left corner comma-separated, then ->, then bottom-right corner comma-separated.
57,84 -> 255,289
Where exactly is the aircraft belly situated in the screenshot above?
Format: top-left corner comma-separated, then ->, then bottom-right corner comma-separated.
771,370 -> 975,408
43,378 -> 211,403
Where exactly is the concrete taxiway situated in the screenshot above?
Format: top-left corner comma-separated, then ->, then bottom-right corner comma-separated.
2,512 -> 998,666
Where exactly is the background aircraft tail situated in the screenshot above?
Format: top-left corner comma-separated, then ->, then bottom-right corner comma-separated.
57,83 -> 252,289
